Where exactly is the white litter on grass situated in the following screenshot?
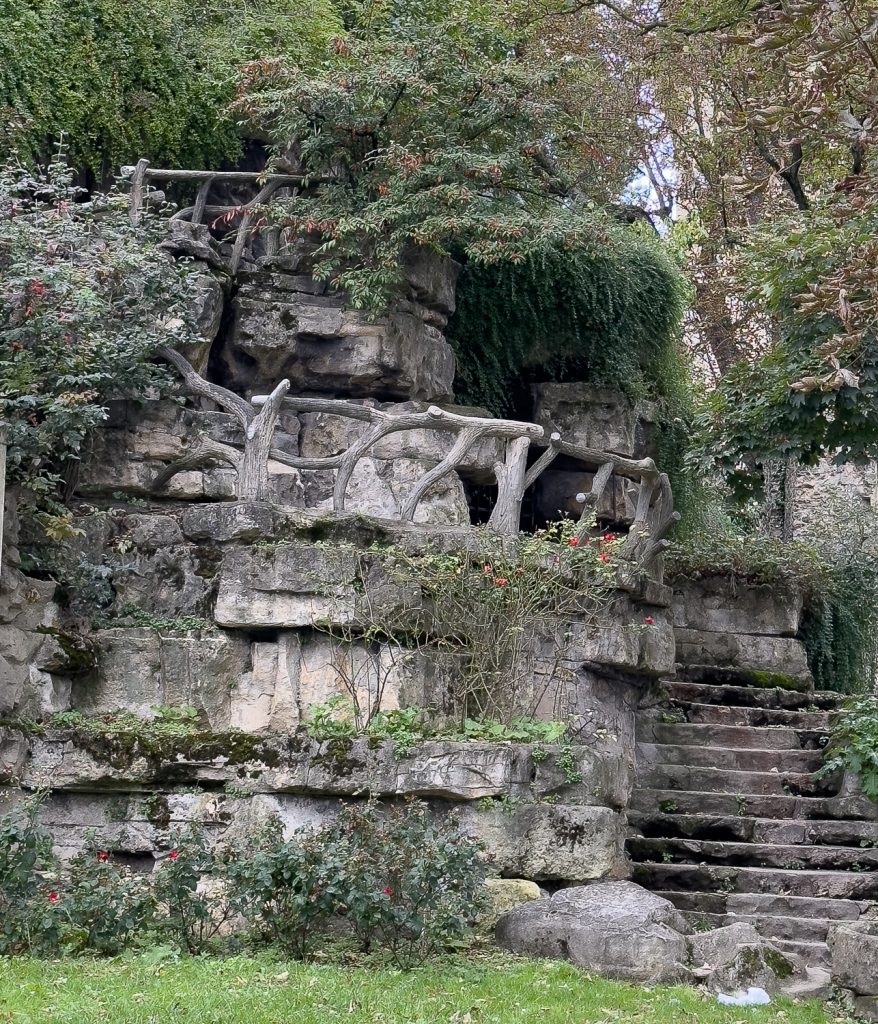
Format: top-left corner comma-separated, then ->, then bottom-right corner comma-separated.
716,987 -> 771,1006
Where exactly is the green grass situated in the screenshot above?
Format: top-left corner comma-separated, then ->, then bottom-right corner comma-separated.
0,950 -> 842,1024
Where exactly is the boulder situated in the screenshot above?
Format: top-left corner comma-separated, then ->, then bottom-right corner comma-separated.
671,579 -> 802,638
495,881 -> 691,984
829,920 -> 878,996
689,923 -> 801,995
480,878 -> 542,931
531,383 -> 657,459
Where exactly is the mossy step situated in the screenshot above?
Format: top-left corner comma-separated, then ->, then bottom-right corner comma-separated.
671,702 -> 835,731
629,811 -> 878,848
637,741 -> 823,774
629,788 -> 878,821
658,889 -> 867,921
632,861 -> 878,899
628,835 -> 878,871
637,721 -> 828,751
771,938 -> 831,968
640,763 -> 836,797
661,680 -> 841,711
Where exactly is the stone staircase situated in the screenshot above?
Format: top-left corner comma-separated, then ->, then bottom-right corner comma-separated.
628,677 -> 878,969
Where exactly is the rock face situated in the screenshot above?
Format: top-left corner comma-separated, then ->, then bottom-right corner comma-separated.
690,922 -> 801,995
219,254 -> 458,401
480,878 -> 542,931
495,881 -> 692,983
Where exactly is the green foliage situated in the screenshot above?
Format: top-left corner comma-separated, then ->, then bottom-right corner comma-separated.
60,839 -> 156,954
152,825 -> 233,954
0,796 -> 59,954
817,694 -> 878,801
50,706 -> 202,740
555,747 -> 583,786
693,196 -> 878,492
0,155 -> 199,526
1,0 -> 342,180
449,230 -> 689,416
235,8 -> 647,309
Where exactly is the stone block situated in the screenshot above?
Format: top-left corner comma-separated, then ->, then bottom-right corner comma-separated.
829,921 -> 878,996
672,578 -> 802,637
532,383 -> 657,459
674,628 -> 812,684
479,878 -> 542,931
690,923 -> 802,994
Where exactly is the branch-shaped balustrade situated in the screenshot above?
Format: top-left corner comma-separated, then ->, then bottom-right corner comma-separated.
152,349 -> 679,575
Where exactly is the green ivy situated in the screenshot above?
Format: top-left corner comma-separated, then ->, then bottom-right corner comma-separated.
447,228 -> 688,417
0,0 -> 342,181
817,694 -> 878,800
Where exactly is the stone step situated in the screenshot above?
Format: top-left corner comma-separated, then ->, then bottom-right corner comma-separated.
661,680 -> 841,711
629,788 -> 878,821
628,836 -> 878,871
773,938 -> 831,968
632,861 -> 878,900
657,889 -> 868,921
641,763 -> 835,796
674,702 -> 835,731
629,811 -> 878,847
681,908 -> 833,944
637,721 -> 828,751
637,742 -> 823,773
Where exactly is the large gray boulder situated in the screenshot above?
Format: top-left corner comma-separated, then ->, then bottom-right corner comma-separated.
495,881 -> 691,984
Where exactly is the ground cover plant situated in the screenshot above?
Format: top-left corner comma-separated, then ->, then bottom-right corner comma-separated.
0,950 -> 845,1024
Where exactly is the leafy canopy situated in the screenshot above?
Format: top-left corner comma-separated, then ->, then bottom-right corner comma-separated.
234,6 -> 634,307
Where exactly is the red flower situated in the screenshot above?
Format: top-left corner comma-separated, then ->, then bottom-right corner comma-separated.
168,850 -> 179,861
568,537 -> 579,547
98,851 -> 109,863
598,553 -> 610,564
47,891 -> 59,903
493,577 -> 508,587
603,533 -> 615,542
383,886 -> 393,896
30,281 -> 45,296
644,616 -> 655,626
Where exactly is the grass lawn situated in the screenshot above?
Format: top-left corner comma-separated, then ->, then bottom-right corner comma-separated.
0,950 -> 848,1024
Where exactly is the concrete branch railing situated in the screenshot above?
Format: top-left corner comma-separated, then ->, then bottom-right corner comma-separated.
122,160 -> 335,273
152,349 -> 679,575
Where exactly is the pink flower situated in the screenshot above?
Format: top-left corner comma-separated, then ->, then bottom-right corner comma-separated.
568,537 -> 579,547
603,533 -> 615,542
644,616 -> 655,626
493,577 -> 508,587
383,886 -> 393,896
482,564 -> 492,575
598,553 -> 610,564
168,850 -> 179,862
47,891 -> 59,903
98,851 -> 109,863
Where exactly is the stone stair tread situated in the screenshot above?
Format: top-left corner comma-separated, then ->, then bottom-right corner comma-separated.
637,741 -> 823,772
630,788 -> 878,821
771,938 -> 831,967
641,763 -> 833,796
629,835 -> 878,870
628,810 -> 878,846
681,909 -> 833,943
654,889 -> 868,920
660,680 -> 841,711
637,721 -> 827,750
673,702 -> 834,730
632,861 -> 878,899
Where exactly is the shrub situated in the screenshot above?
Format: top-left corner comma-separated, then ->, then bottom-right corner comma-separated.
61,839 -> 155,954
223,819 -> 350,960
152,825 -> 234,954
0,796 -> 60,954
329,800 -> 490,970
